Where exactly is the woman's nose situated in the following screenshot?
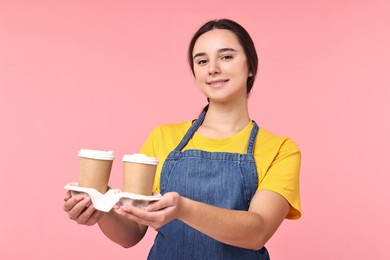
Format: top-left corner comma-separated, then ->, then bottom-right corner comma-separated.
208,60 -> 221,75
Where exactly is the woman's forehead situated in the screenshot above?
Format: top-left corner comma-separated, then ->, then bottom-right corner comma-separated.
193,29 -> 243,54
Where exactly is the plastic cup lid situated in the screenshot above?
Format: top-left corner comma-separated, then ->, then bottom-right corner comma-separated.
122,153 -> 158,165
78,149 -> 115,160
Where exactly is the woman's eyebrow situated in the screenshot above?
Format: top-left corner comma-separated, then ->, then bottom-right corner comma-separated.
193,48 -> 237,59
193,52 -> 206,59
219,48 -> 237,53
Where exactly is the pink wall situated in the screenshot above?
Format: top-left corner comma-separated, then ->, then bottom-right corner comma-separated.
1,0 -> 389,259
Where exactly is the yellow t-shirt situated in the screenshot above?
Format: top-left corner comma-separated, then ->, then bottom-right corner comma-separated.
140,120 -> 301,219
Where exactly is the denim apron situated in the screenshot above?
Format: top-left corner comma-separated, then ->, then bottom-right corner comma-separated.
148,112 -> 270,260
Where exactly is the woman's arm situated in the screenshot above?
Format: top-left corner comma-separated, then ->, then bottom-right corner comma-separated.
180,190 -> 290,250
97,208 -> 148,248
115,189 -> 290,250
63,191 -> 148,248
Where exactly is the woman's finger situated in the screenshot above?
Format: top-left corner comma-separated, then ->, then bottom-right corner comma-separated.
63,194 -> 84,212
67,196 -> 92,220
116,207 -> 158,229
86,209 -> 104,226
63,191 -> 72,201
76,203 -> 95,225
116,205 -> 168,230
145,192 -> 179,212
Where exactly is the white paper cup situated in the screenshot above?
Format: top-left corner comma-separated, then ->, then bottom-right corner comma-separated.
122,154 -> 158,195
78,149 -> 114,194
78,149 -> 115,160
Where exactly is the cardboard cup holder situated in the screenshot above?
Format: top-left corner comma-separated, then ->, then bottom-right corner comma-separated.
65,182 -> 162,212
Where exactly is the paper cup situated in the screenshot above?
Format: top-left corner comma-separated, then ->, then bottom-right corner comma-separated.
78,149 -> 114,194
122,153 -> 158,195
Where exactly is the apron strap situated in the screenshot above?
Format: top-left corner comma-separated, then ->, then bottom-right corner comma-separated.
246,121 -> 259,154
174,112 -> 206,151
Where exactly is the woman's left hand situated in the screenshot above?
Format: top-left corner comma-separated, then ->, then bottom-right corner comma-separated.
115,192 -> 183,230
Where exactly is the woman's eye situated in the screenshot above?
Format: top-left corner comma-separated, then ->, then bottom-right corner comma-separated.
197,59 -> 208,65
221,55 -> 233,61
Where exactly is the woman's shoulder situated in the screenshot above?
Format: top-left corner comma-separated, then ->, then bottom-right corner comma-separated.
141,120 -> 193,156
257,128 -> 300,154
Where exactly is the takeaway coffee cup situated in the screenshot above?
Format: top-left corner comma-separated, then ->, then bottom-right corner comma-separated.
122,154 -> 158,195
78,149 -> 115,194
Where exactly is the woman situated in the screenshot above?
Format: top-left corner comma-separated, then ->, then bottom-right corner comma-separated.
64,19 -> 301,259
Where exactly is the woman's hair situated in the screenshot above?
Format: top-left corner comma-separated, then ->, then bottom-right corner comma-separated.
188,19 -> 259,113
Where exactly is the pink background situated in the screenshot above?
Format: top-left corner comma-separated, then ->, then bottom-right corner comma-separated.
1,0 -> 389,259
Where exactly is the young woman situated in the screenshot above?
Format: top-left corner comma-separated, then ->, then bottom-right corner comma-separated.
64,19 -> 301,259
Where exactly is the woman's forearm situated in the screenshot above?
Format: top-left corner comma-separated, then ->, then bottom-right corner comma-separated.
178,190 -> 289,250
98,209 -> 148,248
178,198 -> 266,250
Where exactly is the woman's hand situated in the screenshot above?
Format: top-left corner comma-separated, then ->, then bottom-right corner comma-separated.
115,192 -> 183,230
63,191 -> 104,226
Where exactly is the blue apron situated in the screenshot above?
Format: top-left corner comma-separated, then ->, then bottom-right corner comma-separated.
148,112 -> 270,259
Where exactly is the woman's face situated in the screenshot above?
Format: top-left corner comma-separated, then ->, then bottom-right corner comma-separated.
192,29 -> 252,105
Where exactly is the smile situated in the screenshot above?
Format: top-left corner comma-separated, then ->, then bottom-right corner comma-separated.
207,79 -> 229,87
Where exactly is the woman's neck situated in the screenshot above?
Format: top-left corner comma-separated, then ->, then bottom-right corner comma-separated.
197,102 -> 250,138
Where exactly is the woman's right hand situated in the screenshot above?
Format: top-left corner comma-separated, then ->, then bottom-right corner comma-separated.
63,191 -> 104,226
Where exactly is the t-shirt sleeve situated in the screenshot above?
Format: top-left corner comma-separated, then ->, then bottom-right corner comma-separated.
139,127 -> 161,192
259,138 -> 302,219
139,127 -> 159,158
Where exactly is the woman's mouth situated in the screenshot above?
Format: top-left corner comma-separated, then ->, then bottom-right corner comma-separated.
207,79 -> 229,87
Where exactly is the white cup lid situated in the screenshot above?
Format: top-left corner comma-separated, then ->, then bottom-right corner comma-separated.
78,149 -> 115,160
122,153 -> 158,165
